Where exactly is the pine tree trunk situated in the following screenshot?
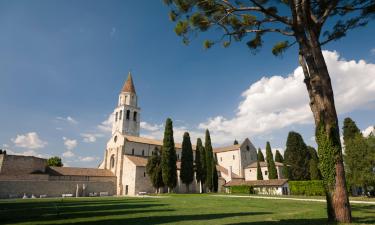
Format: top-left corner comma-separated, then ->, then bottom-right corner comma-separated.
298,41 -> 351,223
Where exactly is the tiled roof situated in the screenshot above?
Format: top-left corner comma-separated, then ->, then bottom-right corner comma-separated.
246,161 -> 284,168
47,166 -> 115,177
125,155 -> 182,169
125,135 -> 196,150
121,72 -> 136,94
224,179 -> 288,187
213,144 -> 240,153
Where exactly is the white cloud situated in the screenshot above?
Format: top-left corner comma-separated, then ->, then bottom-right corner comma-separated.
62,137 -> 77,150
80,156 -> 99,162
98,114 -> 114,133
371,48 -> 375,55
140,122 -> 162,132
362,126 -> 375,137
62,150 -> 75,158
198,50 -> 375,145
7,149 -> 49,158
56,116 -> 78,125
81,133 -> 103,143
11,132 -> 47,149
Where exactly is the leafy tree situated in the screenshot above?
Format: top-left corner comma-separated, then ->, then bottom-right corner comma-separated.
275,150 -> 284,163
162,0 -> 375,221
200,140 -> 207,191
233,139 -> 239,145
284,131 -> 310,181
48,156 -> 63,167
343,117 -> 361,146
308,146 -> 321,180
195,138 -> 204,192
257,148 -> 265,162
146,149 -> 164,193
213,160 -> 219,192
257,159 -> 263,180
180,132 -> 194,192
205,129 -> 214,192
265,142 -> 278,179
161,118 -> 177,193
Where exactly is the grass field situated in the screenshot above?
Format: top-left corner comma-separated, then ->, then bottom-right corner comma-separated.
0,194 -> 374,225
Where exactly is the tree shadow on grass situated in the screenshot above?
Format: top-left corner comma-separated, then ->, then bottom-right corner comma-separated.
67,212 -> 271,225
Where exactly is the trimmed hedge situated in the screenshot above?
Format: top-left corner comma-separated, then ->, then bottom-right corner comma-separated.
230,185 -> 255,194
289,180 -> 325,196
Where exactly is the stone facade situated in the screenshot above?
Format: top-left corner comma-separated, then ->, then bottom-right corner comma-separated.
244,161 -> 285,181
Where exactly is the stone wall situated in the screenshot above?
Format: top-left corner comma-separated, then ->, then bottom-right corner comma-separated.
0,154 -> 47,175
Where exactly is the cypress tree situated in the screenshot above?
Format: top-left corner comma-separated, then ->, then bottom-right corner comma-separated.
180,132 -> 194,192
343,117 -> 361,145
308,146 -> 321,180
275,150 -> 284,163
213,160 -> 219,192
195,138 -> 204,192
146,149 -> 164,193
205,129 -> 214,192
233,139 -> 239,145
257,148 -> 265,162
284,131 -> 310,180
266,142 -> 278,179
257,160 -> 263,180
161,118 -> 177,192
200,143 -> 207,191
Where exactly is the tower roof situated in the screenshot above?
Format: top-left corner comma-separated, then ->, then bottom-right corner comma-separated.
121,72 -> 136,94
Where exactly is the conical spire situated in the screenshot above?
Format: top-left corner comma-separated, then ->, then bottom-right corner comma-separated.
121,72 -> 136,94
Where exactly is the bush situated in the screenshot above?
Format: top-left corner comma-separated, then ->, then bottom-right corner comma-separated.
289,180 -> 325,196
230,185 -> 255,194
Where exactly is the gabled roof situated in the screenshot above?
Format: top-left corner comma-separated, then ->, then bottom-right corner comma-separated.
121,72 -> 136,94
125,135 -> 196,150
47,166 -> 115,177
246,161 -> 284,168
213,144 -> 240,153
224,179 -> 288,187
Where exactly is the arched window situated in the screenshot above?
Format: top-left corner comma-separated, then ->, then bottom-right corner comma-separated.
115,112 -> 118,122
114,136 -> 117,143
246,145 -> 250,151
119,110 -> 122,120
233,155 -> 235,160
142,150 -> 144,156
132,149 -> 134,155
110,155 -> 115,168
126,110 -> 130,120
125,96 -> 128,104
133,112 -> 137,121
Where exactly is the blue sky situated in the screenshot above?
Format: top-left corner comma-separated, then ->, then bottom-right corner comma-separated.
0,0 -> 374,167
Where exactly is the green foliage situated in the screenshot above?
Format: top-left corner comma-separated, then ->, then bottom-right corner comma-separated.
272,41 -> 290,56
161,118 -> 178,191
180,132 -> 194,187
266,142 -> 278,179
203,40 -> 214,49
190,13 -> 210,31
343,117 -> 361,146
257,148 -> 265,162
47,157 -> 63,167
289,181 -> 325,196
146,149 -> 164,191
284,131 -> 310,180
308,146 -> 321,180
233,139 -> 239,145
275,150 -> 284,163
230,185 -> 255,194
174,20 -> 189,36
200,140 -> 207,185
205,129 -> 214,192
213,162 -> 219,192
194,138 -> 204,183
256,160 -> 263,180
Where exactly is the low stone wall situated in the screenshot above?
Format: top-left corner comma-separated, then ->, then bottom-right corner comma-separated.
0,180 -> 116,199
0,154 -> 47,175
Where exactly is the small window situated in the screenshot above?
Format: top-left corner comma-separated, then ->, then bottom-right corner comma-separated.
144,172 -> 146,177
126,110 -> 130,120
177,154 -> 180,160
133,111 -> 137,121
142,150 -> 144,156
115,112 -> 118,122
110,155 -> 115,168
114,136 -> 117,143
132,149 -> 134,155
220,157 -> 222,162
119,110 -> 122,120
265,171 -> 268,175
233,155 -> 235,160
246,146 -> 250,151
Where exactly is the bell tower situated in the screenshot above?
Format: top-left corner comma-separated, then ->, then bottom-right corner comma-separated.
112,72 -> 140,136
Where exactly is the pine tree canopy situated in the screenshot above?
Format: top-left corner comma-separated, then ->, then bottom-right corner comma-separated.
275,150 -> 284,163
257,148 -> 265,162
307,146 -> 321,180
205,129 -> 214,191
257,159 -> 263,180
180,132 -> 194,186
343,117 -> 362,145
265,142 -> 278,179
195,138 -> 204,183
161,118 -> 178,190
284,131 -> 310,181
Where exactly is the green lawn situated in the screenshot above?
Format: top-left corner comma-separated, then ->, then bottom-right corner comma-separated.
0,194 -> 373,225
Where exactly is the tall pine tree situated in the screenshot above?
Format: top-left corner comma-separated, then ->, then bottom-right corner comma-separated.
257,148 -> 265,162
308,146 -> 321,180
205,129 -> 214,192
284,132 -> 310,180
343,117 -> 361,146
266,142 -> 278,179
146,149 -> 164,193
180,132 -> 194,192
275,150 -> 284,163
195,138 -> 204,192
257,159 -> 263,180
161,118 -> 177,193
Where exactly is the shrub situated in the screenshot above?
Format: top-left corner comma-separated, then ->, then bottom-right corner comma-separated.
230,185 -> 255,194
289,180 -> 325,196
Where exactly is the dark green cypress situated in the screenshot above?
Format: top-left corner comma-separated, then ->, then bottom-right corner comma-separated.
257,148 -> 265,162
257,159 -> 263,180
200,143 -> 207,189
146,149 -> 164,193
284,131 -> 310,180
180,132 -> 194,192
195,138 -> 204,188
308,146 -> 321,180
266,142 -> 278,179
233,139 -> 239,145
213,160 -> 219,192
275,150 -> 284,163
161,118 -> 177,192
205,129 -> 214,192
343,117 -> 361,145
